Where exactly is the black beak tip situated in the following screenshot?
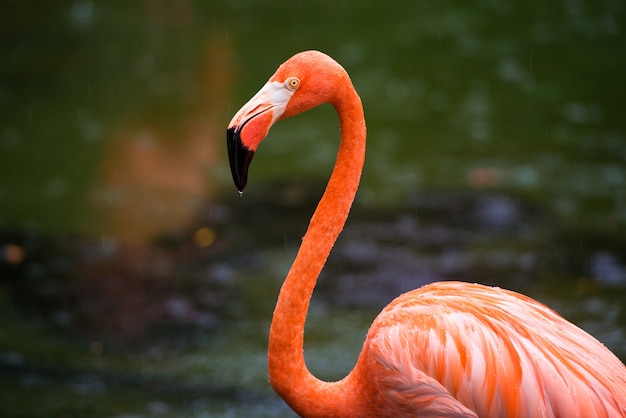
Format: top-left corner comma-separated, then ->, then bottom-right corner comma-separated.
227,126 -> 255,193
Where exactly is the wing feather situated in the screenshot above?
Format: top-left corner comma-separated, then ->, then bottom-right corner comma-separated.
366,282 -> 626,417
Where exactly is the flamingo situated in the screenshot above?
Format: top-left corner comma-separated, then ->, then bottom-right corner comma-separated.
226,50 -> 626,417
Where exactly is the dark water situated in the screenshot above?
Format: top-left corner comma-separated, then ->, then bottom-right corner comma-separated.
1,1 -> 625,417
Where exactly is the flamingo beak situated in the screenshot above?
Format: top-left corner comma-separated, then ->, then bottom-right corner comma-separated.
227,80 -> 296,192
226,97 -> 276,193
226,124 -> 255,193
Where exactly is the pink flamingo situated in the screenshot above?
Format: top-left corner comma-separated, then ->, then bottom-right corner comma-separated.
227,50 -> 626,417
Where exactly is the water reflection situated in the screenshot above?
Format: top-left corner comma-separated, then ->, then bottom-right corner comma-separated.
80,31 -> 233,338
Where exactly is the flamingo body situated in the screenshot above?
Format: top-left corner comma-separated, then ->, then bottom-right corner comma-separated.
227,50 -> 626,417
367,282 -> 626,417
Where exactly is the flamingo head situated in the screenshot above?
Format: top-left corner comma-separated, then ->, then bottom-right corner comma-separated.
226,50 -> 348,192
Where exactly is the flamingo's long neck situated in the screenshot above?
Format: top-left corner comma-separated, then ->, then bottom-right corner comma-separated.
267,80 -> 366,417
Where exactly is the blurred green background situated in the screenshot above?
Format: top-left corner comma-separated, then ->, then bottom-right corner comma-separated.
1,1 -> 625,417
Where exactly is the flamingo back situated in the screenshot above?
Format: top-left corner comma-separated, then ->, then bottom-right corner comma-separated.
366,281 -> 626,417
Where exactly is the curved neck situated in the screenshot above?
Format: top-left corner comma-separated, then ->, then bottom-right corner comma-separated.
267,82 -> 366,417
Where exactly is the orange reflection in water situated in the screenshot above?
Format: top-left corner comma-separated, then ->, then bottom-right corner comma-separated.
96,38 -> 231,247
82,27 -> 233,338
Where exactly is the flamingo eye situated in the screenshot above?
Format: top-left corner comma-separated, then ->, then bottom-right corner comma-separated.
285,77 -> 300,91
